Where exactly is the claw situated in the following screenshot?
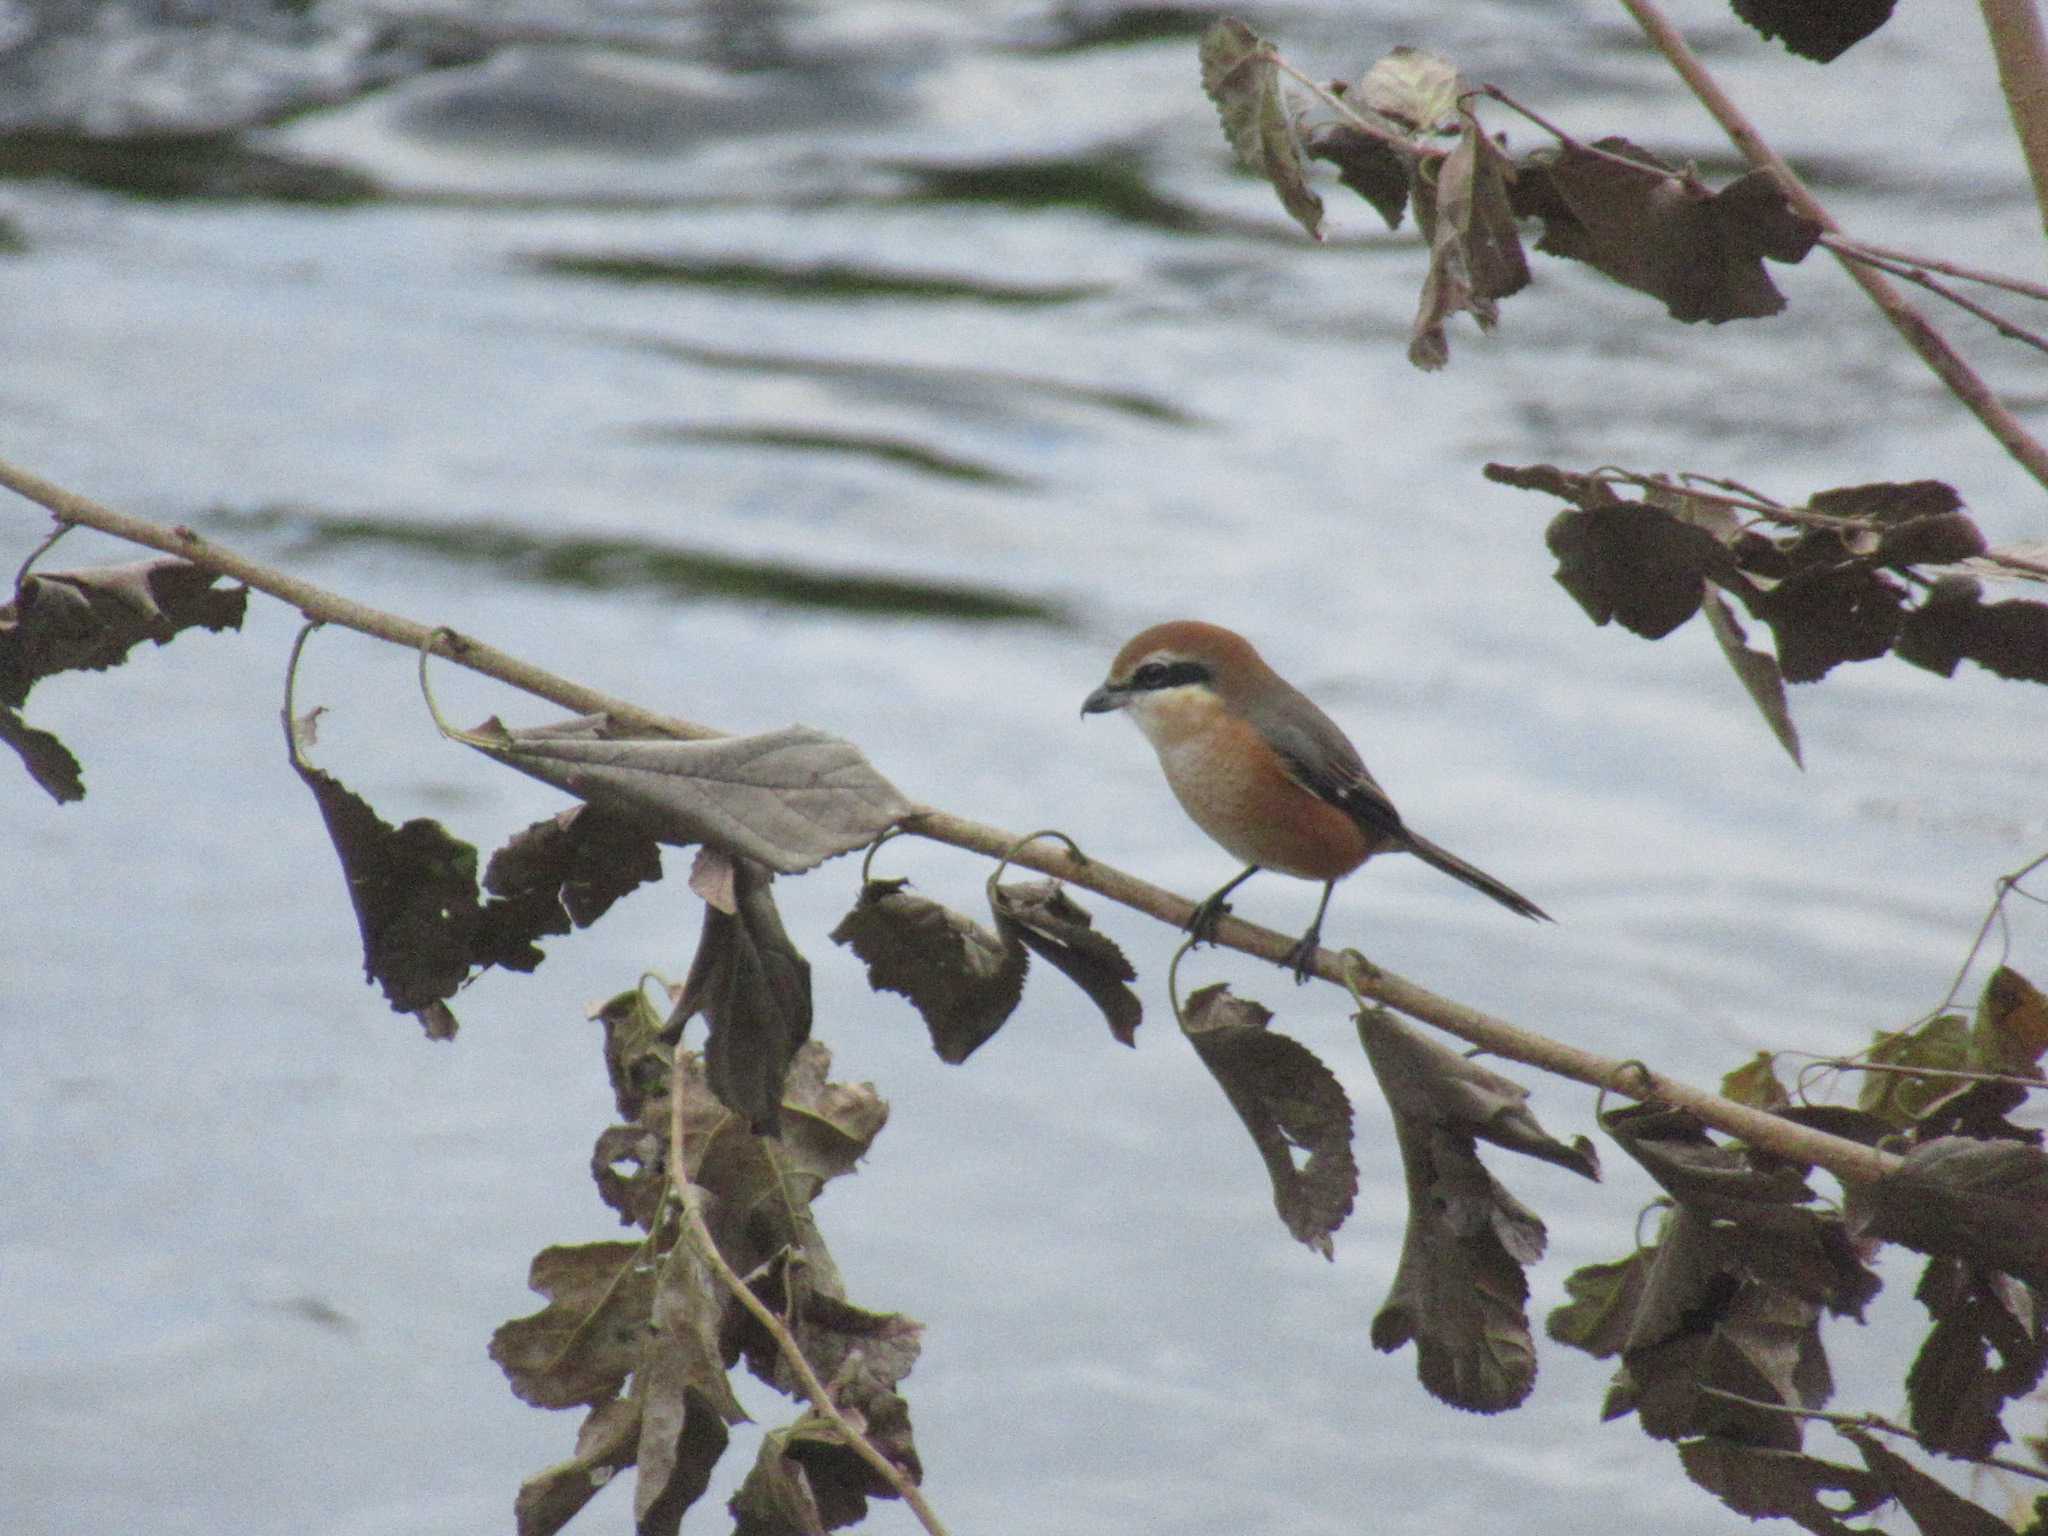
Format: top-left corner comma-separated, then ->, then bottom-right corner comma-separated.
1285,924 -> 1322,985
1186,894 -> 1232,944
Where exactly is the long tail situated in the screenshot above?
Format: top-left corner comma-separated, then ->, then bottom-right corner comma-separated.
1400,831 -> 1551,922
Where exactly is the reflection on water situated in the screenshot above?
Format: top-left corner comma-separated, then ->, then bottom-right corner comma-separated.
4,2 -> 2045,1534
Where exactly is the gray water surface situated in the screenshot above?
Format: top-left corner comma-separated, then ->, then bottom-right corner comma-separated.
4,2 -> 2046,1532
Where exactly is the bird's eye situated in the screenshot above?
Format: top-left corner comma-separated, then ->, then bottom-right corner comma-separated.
1132,661 -> 1171,688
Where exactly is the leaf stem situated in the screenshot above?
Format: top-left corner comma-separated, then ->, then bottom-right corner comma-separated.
667,1071 -> 949,1535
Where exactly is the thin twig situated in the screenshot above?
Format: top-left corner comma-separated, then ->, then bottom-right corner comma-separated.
0,455 -> 1903,1188
1823,234 -> 2048,304
1827,241 -> 2048,356
1699,1386 -> 2048,1487
1618,0 -> 2048,495
667,1078 -> 950,1535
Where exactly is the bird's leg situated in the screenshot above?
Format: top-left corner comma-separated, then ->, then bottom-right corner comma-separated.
1187,865 -> 1260,944
1285,880 -> 1339,984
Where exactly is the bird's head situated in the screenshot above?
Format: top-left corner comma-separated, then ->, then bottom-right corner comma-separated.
1083,620 -> 1270,741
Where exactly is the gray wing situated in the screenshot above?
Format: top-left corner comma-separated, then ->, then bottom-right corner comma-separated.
1243,680 -> 1410,843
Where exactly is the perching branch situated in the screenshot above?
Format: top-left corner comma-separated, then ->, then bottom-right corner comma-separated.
1618,0 -> 2048,495
0,453 -> 1900,1190
667,1074 -> 949,1535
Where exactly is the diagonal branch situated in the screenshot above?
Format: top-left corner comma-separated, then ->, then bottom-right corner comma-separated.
1618,0 -> 2048,494
0,453 -> 1898,1189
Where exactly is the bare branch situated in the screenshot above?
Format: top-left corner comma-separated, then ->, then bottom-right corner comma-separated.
1618,0 -> 2048,494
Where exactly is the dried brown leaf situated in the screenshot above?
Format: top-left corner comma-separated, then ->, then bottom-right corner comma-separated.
457,716 -> 913,876
1410,114 -> 1528,369
1898,576 -> 2048,684
1677,1439 -> 1885,1535
1837,1426 -> 2016,1536
1511,138 -> 1820,322
490,1241 -> 657,1410
1304,123 -> 1409,229
988,879 -> 1141,1046
1198,17 -> 1323,239
669,853 -> 812,1134
1180,983 -> 1357,1256
1851,1136 -> 2048,1288
1703,589 -> 1803,767
0,705 -> 83,802
829,878 -> 1027,1063
0,556 -> 246,708
1732,0 -> 1899,63
634,1236 -> 746,1535
1973,966 -> 2048,1073
1358,1008 -> 1583,1412
514,1396 -> 643,1536
485,804 -> 665,932
1546,502 -> 1743,639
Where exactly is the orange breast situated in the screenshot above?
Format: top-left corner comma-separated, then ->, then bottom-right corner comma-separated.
1152,710 -> 1379,881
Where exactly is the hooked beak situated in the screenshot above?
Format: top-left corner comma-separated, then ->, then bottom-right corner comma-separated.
1081,683 -> 1126,717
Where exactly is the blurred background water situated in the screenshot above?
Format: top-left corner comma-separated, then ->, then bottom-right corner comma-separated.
3,1 -> 2046,1532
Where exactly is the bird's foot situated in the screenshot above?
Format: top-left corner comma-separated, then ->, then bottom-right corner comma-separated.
1285,925 -> 1323,985
1185,894 -> 1232,945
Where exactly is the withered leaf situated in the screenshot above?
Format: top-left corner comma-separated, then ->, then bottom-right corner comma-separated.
1732,0 -> 1899,63
288,744 -> 507,1021
592,1118 -> 669,1231
635,1235 -> 747,1536
730,1412 -> 912,1536
1547,1250 -> 1655,1359
457,716 -> 913,876
1850,1137 -> 2048,1289
591,984 -> 673,1122
485,805 -> 664,931
1304,123 -> 1409,228
732,1252 -> 924,1429
1859,1138 -> 2048,1294
1858,1014 -> 1971,1129
1199,17 -> 1323,239
1677,1438 -> 1885,1535
489,1241 -> 657,1410
1902,1258 -> 2047,1463
776,1039 -> 891,1193
1610,1211 -> 1833,1448
1973,965 -> 2048,1074
1180,983 -> 1357,1257
1721,1051 -> 1792,1110
514,1396 -> 643,1536
1808,481 -> 1963,527
1753,559 -> 1908,683
1703,589 -> 1803,767
1358,1008 -> 1574,1412
988,879 -> 1141,1046
1897,576 -> 2048,684
0,705 -> 83,802
829,878 -> 1027,1063
1354,46 -> 1461,135
675,1044 -> 878,1283
0,555 -> 246,709
1601,1104 -> 1878,1320
1837,1426 -> 2015,1536
669,853 -> 812,1135
1360,1007 -> 1599,1178
1511,138 -> 1821,322
1546,502 -> 1743,639
1409,114 -> 1529,369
